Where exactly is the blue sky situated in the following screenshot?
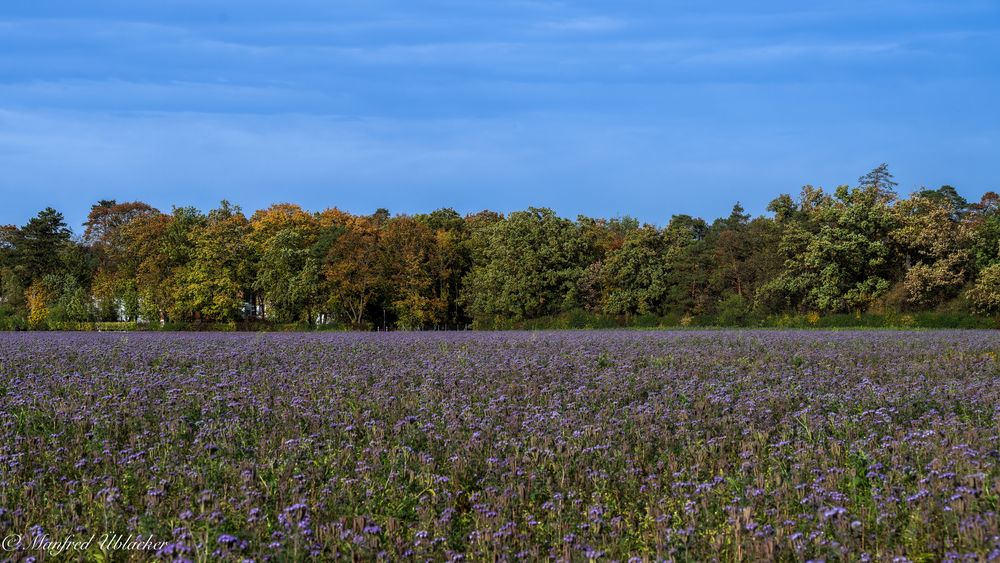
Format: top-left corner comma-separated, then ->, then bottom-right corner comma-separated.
1,1 -> 998,230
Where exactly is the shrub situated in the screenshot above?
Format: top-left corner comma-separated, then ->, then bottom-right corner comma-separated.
967,263 -> 1000,314
714,294 -> 751,326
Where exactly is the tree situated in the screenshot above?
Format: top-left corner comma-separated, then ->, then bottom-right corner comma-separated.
767,193 -> 798,224
83,200 -> 159,320
857,163 -> 898,199
0,225 -> 22,313
380,216 -> 447,329
412,208 -> 476,327
3,209 -> 78,324
43,273 -> 95,323
577,215 -> 639,259
324,216 -> 382,328
600,226 -> 669,316
24,280 -> 51,329
968,192 -> 1000,271
461,208 -> 590,324
915,185 -> 968,221
818,169 -> 900,311
117,208 -> 198,323
759,167 -> 901,314
171,202 -> 250,322
256,229 -> 324,324
250,204 -> 323,322
709,203 -> 752,298
660,214 -> 712,315
576,261 -> 605,313
2,165 -> 998,330
705,204 -> 784,320
117,212 -> 168,322
0,225 -> 16,255
84,200 -> 158,248
418,208 -> 465,233
10,208 -> 73,282
890,193 -> 971,308
968,263 -> 1000,314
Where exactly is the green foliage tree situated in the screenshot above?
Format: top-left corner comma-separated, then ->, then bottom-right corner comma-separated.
660,214 -> 711,314
172,202 -> 250,322
600,226 -> 669,316
249,204 -> 325,323
0,225 -> 24,318
256,229 -> 318,323
758,166 -> 900,314
43,273 -> 95,323
10,207 -> 73,281
413,208 -> 479,327
968,192 -> 1000,271
916,185 -> 968,220
709,203 -> 752,298
461,208 -> 590,323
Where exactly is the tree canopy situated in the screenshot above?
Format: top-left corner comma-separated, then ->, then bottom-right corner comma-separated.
3,165 -> 1000,329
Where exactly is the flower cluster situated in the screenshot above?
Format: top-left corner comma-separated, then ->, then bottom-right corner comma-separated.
0,330 -> 998,560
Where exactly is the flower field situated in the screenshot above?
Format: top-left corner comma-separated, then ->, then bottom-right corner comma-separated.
1,330 -> 999,561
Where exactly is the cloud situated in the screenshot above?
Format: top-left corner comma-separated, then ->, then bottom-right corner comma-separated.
1,1 -> 997,228
534,17 -> 629,33
0,18 -> 187,41
0,6 -> 972,90
680,41 -> 905,65
0,80 -> 335,113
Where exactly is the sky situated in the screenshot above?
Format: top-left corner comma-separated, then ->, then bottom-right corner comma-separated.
1,0 -> 998,231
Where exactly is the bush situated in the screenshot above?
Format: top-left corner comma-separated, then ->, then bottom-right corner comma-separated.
967,263 -> 1000,314
633,313 -> 661,328
912,312 -> 997,329
714,294 -> 752,326
0,313 -> 27,331
657,312 -> 685,327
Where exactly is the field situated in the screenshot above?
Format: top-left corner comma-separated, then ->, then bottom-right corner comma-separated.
1,331 -> 999,561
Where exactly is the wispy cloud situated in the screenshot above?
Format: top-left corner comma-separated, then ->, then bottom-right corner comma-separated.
681,41 -> 905,65
534,17 -> 629,33
0,80 -> 336,113
0,0 -> 998,227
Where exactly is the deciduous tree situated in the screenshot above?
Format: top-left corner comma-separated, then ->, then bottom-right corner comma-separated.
461,208 -> 589,323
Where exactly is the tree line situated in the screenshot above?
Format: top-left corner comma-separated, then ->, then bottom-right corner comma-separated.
3,164 -> 1000,330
